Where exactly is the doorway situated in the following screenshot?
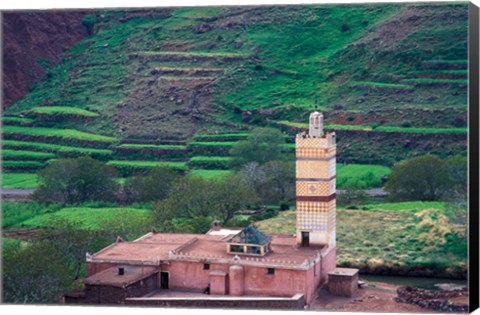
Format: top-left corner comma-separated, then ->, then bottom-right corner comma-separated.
160,272 -> 169,289
301,231 -> 310,247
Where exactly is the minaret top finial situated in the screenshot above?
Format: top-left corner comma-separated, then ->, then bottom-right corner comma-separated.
309,111 -> 324,137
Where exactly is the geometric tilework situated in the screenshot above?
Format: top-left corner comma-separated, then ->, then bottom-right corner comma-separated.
295,147 -> 336,159
296,181 -> 335,196
295,130 -> 336,245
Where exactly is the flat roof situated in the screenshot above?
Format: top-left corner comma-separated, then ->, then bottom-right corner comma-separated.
84,265 -> 157,288
90,232 -> 326,268
328,268 -> 359,277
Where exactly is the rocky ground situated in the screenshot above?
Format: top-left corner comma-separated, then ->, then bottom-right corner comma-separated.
310,281 -> 468,313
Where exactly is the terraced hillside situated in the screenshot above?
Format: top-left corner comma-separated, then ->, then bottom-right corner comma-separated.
2,3 -> 468,185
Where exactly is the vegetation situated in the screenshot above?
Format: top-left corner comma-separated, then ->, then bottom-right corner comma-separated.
336,164 -> 390,189
3,140 -> 113,156
123,167 -> 181,203
106,160 -> 187,176
2,149 -> 56,160
255,202 -> 467,278
117,143 -> 186,150
20,207 -> 150,230
2,173 -> 39,189
34,157 -> 119,204
28,106 -> 99,117
152,175 -> 257,232
3,126 -> 117,144
385,155 -> 467,201
188,156 -> 233,170
229,128 -> 287,167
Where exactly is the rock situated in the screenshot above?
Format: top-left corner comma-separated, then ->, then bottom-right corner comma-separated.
194,23 -> 212,33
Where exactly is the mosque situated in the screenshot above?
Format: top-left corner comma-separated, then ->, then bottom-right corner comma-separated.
64,112 -> 343,307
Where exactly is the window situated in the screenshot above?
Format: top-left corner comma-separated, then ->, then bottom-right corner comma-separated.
230,244 -> 244,253
203,263 -> 210,270
247,246 -> 261,255
267,268 -> 275,275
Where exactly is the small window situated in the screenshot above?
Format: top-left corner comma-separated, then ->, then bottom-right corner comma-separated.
203,263 -> 210,270
267,268 -> 275,275
247,246 -> 261,255
230,244 -> 244,253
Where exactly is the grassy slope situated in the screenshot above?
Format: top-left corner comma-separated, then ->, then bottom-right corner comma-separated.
1,173 -> 39,189
255,201 -> 466,277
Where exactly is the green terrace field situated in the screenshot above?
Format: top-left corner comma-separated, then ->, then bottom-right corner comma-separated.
2,140 -> 113,157
2,116 -> 34,125
117,144 -> 187,150
106,160 -> 187,176
27,106 -> 99,117
255,201 -> 466,278
192,133 -> 250,142
187,156 -> 233,170
276,121 -> 468,134
3,126 -> 117,145
2,149 -> 56,161
1,173 -> 39,189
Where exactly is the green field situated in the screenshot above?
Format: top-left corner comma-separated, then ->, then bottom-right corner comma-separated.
2,116 -> 34,124
277,121 -> 467,134
107,160 -> 187,170
2,173 -> 39,189
118,144 -> 187,150
188,141 -> 237,148
336,164 -> 391,189
2,140 -> 113,156
2,149 -> 56,160
3,126 -> 117,143
28,106 -> 99,117
19,207 -> 150,230
188,169 -> 234,179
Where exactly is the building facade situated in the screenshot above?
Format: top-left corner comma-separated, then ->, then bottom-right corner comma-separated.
65,112 -> 337,307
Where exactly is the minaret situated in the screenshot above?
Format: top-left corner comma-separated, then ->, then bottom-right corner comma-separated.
295,111 -> 336,248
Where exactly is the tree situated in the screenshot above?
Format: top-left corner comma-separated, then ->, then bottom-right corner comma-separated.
34,157 -> 119,204
151,175 -> 258,231
238,161 -> 295,206
229,128 -> 287,167
123,167 -> 182,203
443,155 -> 467,200
3,241 -> 71,303
210,174 -> 259,223
385,155 -> 450,201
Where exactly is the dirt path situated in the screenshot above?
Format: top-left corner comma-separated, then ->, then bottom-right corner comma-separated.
310,282 -> 436,313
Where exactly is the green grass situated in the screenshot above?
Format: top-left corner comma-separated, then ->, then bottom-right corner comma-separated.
189,156 -> 232,163
3,126 -> 117,143
107,160 -> 187,170
2,149 -> 56,160
28,106 -> 99,117
188,141 -> 237,147
358,201 -> 447,211
337,164 -> 391,189
276,121 -> 467,134
1,173 -> 39,189
351,81 -> 414,90
118,144 -> 187,150
19,207 -> 150,230
189,169 -> 234,179
192,133 -> 250,142
402,78 -> 468,84
2,202 -> 61,227
141,51 -> 248,58
2,140 -> 113,156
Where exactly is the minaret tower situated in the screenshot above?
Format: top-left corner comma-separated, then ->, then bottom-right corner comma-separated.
295,112 -> 336,248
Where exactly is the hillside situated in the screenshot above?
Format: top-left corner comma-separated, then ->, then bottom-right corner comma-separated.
2,3 -> 468,179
